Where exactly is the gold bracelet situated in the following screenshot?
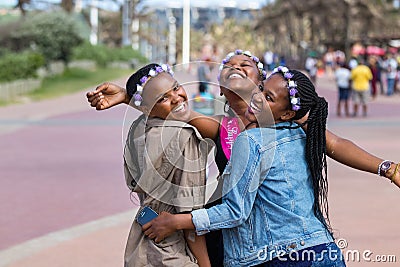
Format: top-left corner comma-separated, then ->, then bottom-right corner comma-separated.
390,163 -> 400,183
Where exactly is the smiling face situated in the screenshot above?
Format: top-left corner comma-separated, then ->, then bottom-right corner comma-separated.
219,54 -> 262,104
245,73 -> 295,127
141,72 -> 190,121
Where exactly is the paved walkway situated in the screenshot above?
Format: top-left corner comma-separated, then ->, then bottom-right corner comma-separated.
0,72 -> 400,266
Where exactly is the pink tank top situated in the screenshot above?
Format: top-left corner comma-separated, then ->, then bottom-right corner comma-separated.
219,116 -> 241,160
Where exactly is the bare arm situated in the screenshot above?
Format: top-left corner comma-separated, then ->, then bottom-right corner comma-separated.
326,130 -> 400,187
296,114 -> 399,187
87,84 -> 221,140
325,130 -> 380,173
143,212 -> 194,243
86,82 -> 130,110
184,230 -> 211,267
187,111 -> 221,140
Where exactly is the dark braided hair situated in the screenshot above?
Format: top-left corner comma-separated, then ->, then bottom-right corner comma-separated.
272,69 -> 331,235
126,63 -> 161,98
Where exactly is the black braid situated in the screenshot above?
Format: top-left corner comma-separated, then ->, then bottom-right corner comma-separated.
272,70 -> 332,235
126,63 -> 161,98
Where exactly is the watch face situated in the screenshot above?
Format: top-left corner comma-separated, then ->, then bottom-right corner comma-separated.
380,161 -> 392,176
382,161 -> 391,171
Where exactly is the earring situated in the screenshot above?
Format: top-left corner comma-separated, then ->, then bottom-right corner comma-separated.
224,101 -> 230,113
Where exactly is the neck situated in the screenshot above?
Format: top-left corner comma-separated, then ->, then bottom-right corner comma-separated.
229,102 -> 252,130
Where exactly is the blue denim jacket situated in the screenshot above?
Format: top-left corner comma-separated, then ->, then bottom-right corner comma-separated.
192,122 -> 333,266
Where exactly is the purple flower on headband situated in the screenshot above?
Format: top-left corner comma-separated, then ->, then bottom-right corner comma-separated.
134,94 -> 142,102
252,56 -> 259,63
222,58 -> 228,64
235,49 -> 243,54
140,76 -> 148,85
155,66 -> 163,73
292,105 -> 300,111
262,70 -> 267,78
289,88 -> 298,96
284,72 -> 294,79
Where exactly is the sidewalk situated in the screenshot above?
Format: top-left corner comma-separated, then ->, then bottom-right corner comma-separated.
0,77 -> 129,135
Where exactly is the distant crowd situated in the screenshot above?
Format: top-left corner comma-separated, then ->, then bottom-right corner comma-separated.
262,47 -> 399,117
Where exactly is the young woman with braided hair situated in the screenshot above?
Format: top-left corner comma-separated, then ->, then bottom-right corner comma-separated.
142,66 -> 345,266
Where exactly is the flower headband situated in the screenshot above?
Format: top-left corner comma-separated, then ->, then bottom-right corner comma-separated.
218,49 -> 267,80
271,66 -> 300,111
133,64 -> 174,106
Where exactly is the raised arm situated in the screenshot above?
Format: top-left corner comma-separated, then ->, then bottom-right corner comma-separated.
326,130 -> 399,187
87,82 -> 222,140
86,82 -> 130,110
296,113 -> 399,187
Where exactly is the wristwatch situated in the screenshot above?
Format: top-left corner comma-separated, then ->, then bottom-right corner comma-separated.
378,160 -> 393,177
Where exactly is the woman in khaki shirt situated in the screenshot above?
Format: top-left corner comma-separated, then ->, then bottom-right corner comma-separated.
121,63 -> 211,267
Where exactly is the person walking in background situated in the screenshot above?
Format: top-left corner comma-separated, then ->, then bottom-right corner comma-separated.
263,49 -> 274,71
348,55 -> 359,70
334,62 -> 351,116
368,56 -> 381,99
382,53 -> 398,96
324,47 -> 335,77
305,52 -> 318,84
197,58 -> 212,94
351,58 -> 373,117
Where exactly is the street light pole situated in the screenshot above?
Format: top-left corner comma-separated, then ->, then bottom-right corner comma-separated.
122,0 -> 131,46
90,0 -> 98,45
182,0 -> 190,68
167,9 -> 177,65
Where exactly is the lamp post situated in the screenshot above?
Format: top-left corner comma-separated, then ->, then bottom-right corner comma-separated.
182,0 -> 190,68
168,12 -> 177,65
122,0 -> 131,46
90,0 -> 98,45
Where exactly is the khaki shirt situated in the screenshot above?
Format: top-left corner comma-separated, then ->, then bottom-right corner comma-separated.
123,115 -> 212,266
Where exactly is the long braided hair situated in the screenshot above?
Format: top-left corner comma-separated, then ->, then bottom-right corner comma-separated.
272,69 -> 331,234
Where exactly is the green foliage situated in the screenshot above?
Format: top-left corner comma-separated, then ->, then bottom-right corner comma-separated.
0,51 -> 45,82
72,42 -> 147,67
112,46 -> 148,63
12,11 -> 83,65
72,42 -> 110,67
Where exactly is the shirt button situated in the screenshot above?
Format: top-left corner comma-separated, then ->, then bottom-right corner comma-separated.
300,241 -> 305,246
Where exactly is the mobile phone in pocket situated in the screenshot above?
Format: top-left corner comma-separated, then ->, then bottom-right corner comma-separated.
137,206 -> 158,226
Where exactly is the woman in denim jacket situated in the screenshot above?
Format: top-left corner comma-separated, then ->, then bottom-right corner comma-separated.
143,66 -> 350,266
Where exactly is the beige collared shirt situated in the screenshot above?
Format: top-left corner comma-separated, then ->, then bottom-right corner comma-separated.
123,115 -> 212,266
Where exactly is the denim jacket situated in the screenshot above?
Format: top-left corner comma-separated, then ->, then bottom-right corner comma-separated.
192,122 -> 333,266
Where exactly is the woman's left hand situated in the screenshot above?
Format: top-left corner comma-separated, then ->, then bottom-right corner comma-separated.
142,211 -> 178,243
